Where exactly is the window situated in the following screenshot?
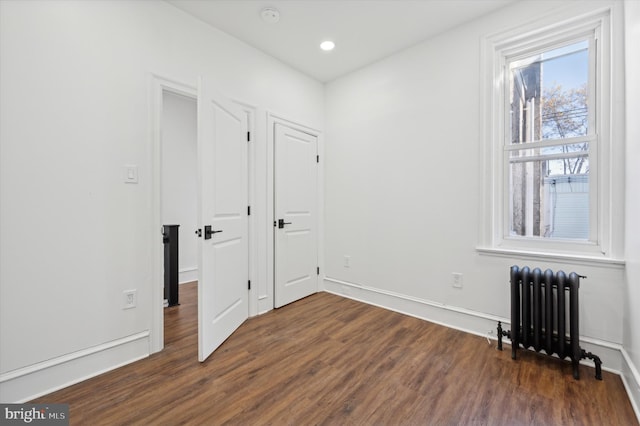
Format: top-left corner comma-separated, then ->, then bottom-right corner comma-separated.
479,7 -> 621,261
507,39 -> 593,240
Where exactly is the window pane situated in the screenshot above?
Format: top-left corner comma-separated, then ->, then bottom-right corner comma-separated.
509,40 -> 589,144
540,143 -> 589,175
509,156 -> 589,239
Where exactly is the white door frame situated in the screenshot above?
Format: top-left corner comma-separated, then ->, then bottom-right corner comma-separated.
266,112 -> 324,311
150,74 -> 197,354
234,100 -> 258,318
149,74 -> 257,354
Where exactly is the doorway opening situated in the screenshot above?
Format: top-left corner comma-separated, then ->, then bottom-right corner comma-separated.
160,89 -> 198,345
151,75 -> 256,357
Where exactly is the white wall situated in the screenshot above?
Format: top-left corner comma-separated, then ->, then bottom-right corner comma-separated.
0,0 -> 323,402
325,0 -> 626,362
161,91 -> 197,283
0,0 -> 634,409
623,0 -> 640,414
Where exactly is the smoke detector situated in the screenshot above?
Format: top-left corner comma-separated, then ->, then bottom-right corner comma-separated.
260,7 -> 280,24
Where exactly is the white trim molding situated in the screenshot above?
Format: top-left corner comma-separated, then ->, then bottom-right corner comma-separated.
477,247 -> 625,269
233,99 -> 259,318
621,349 -> 640,422
324,277 -> 628,381
325,277 -> 507,329
179,267 -> 198,284
0,331 -> 149,403
148,73 -> 198,355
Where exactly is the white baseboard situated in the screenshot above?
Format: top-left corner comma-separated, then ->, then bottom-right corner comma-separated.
324,277 -> 624,376
179,267 -> 197,284
0,331 -> 150,403
621,349 -> 640,421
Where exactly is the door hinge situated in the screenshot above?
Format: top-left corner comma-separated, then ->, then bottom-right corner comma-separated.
317,266 -> 320,275
248,280 -> 251,290
247,131 -> 251,142
248,205 -> 251,216
316,155 -> 319,163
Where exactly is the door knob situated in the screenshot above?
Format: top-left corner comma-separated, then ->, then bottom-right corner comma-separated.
204,225 -> 223,240
278,219 -> 292,229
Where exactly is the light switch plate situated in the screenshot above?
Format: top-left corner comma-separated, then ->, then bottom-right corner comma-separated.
124,165 -> 138,184
452,272 -> 463,288
123,289 -> 137,309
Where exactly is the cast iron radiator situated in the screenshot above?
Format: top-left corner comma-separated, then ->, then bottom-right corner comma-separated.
497,265 -> 602,380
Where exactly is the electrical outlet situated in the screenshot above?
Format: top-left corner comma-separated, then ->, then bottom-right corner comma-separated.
452,273 -> 463,288
344,255 -> 351,268
123,290 -> 137,309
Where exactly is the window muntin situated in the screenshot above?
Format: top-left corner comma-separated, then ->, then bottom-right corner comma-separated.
505,38 -> 594,241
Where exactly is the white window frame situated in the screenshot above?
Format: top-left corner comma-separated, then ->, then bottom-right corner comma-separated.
478,5 -> 624,264
506,33 -> 596,241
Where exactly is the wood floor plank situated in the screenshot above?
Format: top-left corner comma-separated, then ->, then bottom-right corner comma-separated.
32,283 -> 638,425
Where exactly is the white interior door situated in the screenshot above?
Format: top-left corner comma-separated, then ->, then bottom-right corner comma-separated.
274,123 -> 318,308
197,78 -> 248,362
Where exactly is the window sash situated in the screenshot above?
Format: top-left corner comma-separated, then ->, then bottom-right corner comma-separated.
504,34 -> 597,145
507,150 -> 588,164
503,134 -> 594,151
502,32 -> 597,244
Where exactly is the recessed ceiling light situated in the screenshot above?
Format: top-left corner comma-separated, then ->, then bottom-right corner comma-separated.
260,7 -> 280,24
320,40 -> 335,51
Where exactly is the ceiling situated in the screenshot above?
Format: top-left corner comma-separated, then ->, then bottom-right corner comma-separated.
167,0 -> 517,83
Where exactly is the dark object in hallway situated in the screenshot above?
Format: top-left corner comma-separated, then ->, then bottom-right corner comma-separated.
163,224 -> 180,307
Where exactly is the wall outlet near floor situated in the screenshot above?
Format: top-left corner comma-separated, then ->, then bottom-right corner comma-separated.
344,255 -> 351,268
123,289 -> 137,309
452,273 -> 463,288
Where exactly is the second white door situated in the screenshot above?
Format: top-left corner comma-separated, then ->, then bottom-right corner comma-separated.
197,78 -> 248,362
274,123 -> 318,308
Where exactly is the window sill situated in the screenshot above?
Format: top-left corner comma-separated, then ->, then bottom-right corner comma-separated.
476,247 -> 625,269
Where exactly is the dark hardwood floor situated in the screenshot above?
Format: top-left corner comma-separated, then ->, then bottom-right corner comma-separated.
34,282 -> 638,425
